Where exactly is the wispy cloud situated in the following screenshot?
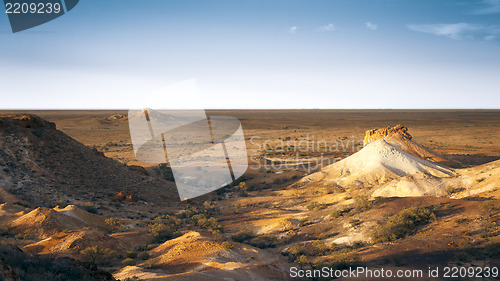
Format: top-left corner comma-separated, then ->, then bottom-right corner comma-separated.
407,23 -> 500,41
365,22 -> 378,31
471,0 -> 500,15
288,26 -> 297,34
318,23 -> 336,32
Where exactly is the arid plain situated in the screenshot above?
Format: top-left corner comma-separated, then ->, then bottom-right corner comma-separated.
0,110 -> 499,281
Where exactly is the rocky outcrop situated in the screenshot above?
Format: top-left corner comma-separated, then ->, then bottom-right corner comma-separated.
112,191 -> 137,202
0,114 -> 56,129
125,191 -> 137,202
128,165 -> 148,175
0,113 -> 178,206
112,192 -> 126,201
364,124 -> 411,146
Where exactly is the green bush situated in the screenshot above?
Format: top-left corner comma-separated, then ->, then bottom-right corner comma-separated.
231,228 -> 254,243
148,214 -> 181,242
221,241 -> 234,250
80,246 -> 115,265
307,202 -> 327,211
279,218 -> 294,231
126,252 -> 137,259
77,202 -> 98,214
138,252 -> 150,260
249,234 -> 277,249
105,217 -> 124,233
148,223 -> 178,242
370,206 -> 435,243
353,195 -> 371,213
330,208 -> 351,218
191,214 -> 222,232
122,258 -> 135,266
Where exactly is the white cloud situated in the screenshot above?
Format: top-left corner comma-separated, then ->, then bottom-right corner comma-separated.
365,22 -> 378,31
318,23 -> 336,32
288,26 -> 297,34
471,0 -> 500,15
407,23 -> 485,40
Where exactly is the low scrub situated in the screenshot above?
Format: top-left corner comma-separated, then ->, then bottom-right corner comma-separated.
148,214 -> 181,242
249,234 -> 278,249
80,246 -> 115,265
231,228 -> 254,243
370,206 -> 435,243
307,202 -> 327,211
105,217 -> 124,233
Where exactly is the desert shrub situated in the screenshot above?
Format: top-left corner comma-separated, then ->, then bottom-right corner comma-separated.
231,228 -> 254,243
126,252 -> 137,259
317,232 -> 330,240
370,206 -> 435,243
279,218 -> 294,231
312,253 -> 362,271
237,182 -> 248,191
148,223 -> 178,242
191,214 -> 222,232
446,186 -> 458,195
77,202 -> 98,214
202,201 -> 220,215
306,202 -> 327,211
330,207 -> 351,218
295,255 -> 310,267
221,241 -> 234,250
122,258 -> 135,266
285,242 -> 359,267
105,217 -> 124,233
286,241 -> 332,258
80,246 -> 115,265
148,214 -> 181,242
138,252 -> 150,260
353,195 -> 371,213
249,234 -> 277,249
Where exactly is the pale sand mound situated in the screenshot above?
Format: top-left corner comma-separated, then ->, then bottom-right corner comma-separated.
373,159 -> 500,198
301,139 -> 454,190
150,231 -> 248,271
53,205 -> 108,229
23,229 -> 125,256
114,231 -> 289,281
9,206 -> 108,238
452,159 -> 500,198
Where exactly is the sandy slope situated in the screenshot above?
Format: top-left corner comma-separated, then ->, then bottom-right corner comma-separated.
114,231 -> 290,281
9,205 -> 109,239
300,139 -> 454,190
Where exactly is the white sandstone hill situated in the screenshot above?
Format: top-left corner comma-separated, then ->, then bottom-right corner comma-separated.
300,139 -> 455,193
298,124 -> 500,198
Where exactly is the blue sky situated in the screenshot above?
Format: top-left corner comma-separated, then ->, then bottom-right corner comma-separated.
1,0 -> 499,109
